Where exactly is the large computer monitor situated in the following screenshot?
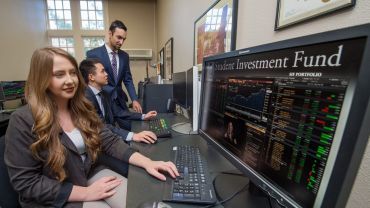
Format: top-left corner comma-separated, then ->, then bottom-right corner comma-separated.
199,23 -> 370,208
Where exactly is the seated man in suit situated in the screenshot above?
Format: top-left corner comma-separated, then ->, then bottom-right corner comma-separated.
80,58 -> 157,144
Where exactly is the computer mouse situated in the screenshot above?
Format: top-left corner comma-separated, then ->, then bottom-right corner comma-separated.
137,201 -> 172,208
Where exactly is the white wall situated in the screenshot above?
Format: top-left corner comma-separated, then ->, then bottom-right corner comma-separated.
156,0 -> 370,207
237,0 -> 370,48
107,0 -> 157,101
0,0 -> 48,81
156,0 -> 215,72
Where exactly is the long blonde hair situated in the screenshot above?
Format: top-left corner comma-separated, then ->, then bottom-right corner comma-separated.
26,47 -> 102,181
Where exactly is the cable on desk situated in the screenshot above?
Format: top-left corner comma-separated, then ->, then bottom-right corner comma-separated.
214,171 -> 248,200
219,170 -> 244,176
201,183 -> 249,208
201,172 -> 249,208
208,169 -> 243,176
267,194 -> 273,208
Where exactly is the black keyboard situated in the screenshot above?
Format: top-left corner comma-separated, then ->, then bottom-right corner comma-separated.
163,145 -> 217,205
148,118 -> 171,138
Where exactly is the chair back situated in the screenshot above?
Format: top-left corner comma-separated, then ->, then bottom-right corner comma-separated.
0,135 -> 20,207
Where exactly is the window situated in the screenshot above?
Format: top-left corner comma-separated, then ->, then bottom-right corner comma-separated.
51,37 -> 75,56
83,37 -> 105,54
46,0 -> 107,60
80,0 -> 104,30
47,0 -> 72,30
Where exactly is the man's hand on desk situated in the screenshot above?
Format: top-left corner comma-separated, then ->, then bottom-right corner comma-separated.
132,100 -> 143,113
133,131 -> 157,144
144,161 -> 179,181
143,111 -> 157,120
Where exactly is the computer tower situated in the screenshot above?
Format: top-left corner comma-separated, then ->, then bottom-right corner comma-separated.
142,83 -> 173,113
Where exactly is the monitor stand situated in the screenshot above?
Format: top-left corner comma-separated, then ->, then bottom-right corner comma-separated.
171,122 -> 197,135
172,105 -> 197,135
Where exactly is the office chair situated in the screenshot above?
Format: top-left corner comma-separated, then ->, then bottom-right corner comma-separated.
0,135 -> 20,207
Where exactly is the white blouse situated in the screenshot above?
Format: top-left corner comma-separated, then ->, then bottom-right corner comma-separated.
65,128 -> 86,162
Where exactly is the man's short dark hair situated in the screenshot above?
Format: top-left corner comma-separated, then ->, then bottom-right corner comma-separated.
109,20 -> 127,33
79,58 -> 103,84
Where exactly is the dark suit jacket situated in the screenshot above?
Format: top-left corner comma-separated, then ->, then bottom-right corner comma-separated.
86,45 -> 137,109
85,87 -> 131,139
86,46 -> 142,130
4,105 -> 136,208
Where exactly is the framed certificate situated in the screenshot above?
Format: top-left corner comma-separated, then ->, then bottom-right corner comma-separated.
275,0 -> 356,30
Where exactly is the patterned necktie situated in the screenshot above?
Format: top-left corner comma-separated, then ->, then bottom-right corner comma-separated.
111,51 -> 118,81
97,92 -> 105,117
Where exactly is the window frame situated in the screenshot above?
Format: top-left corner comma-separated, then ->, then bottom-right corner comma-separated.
49,36 -> 76,55
46,0 -> 109,62
82,36 -> 105,55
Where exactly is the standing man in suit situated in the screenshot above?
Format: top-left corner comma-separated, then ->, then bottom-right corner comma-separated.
80,58 -> 157,144
86,20 -> 142,130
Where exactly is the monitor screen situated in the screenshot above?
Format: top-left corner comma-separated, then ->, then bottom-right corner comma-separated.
199,24 -> 370,208
172,71 -> 187,108
2,81 -> 26,101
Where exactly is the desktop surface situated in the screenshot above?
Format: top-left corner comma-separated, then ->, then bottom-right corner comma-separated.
127,114 -> 270,208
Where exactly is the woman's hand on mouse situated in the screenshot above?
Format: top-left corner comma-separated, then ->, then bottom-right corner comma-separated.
128,153 -> 179,181
144,161 -> 179,181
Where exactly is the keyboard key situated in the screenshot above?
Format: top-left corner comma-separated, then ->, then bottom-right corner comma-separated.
149,118 -> 172,138
173,193 -> 183,199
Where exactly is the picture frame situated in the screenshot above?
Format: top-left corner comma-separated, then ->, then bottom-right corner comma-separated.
194,0 -> 238,70
159,47 -> 164,78
164,38 -> 173,79
275,0 -> 356,30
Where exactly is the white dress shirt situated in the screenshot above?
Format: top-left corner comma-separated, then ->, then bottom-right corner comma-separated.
65,128 -> 86,162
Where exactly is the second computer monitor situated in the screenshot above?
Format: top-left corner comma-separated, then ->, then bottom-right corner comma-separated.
186,67 -> 193,110
172,71 -> 187,108
1,81 -> 26,101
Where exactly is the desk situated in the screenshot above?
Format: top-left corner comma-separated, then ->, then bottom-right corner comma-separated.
127,114 -> 270,208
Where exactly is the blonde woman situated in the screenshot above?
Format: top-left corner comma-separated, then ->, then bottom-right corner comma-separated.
4,47 -> 178,208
